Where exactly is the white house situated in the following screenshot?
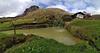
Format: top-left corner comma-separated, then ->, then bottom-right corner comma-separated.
72,11 -> 91,19
76,14 -> 84,19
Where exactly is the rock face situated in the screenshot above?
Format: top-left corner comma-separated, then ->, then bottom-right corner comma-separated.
0,5 -> 40,23
24,5 -> 39,14
16,5 -> 39,17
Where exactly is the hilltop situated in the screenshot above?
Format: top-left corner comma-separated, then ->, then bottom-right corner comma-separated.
0,5 -> 72,24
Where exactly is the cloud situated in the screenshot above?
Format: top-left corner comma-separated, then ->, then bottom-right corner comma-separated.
0,0 -> 100,17
47,5 -> 68,11
36,0 -> 100,15
0,0 -> 33,17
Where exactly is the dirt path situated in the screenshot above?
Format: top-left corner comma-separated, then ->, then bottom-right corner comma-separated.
1,27 -> 80,45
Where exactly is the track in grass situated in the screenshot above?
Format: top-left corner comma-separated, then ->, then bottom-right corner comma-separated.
1,27 -> 80,45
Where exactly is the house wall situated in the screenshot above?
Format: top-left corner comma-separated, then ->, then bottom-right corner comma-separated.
76,14 -> 84,19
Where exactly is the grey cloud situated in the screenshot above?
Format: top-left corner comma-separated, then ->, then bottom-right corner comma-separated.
0,0 -> 33,17
0,0 -> 100,17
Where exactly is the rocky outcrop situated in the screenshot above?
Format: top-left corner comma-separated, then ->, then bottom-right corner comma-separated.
0,5 -> 40,23
16,5 -> 39,17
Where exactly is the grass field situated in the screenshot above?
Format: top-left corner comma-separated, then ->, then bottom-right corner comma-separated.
69,19 -> 100,51
70,19 -> 100,39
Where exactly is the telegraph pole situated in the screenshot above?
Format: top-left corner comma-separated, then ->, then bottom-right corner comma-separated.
11,18 -> 16,36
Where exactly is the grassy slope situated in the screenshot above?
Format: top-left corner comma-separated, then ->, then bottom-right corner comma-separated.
0,30 -> 97,53
0,8 -> 70,31
5,35 -> 97,53
70,19 -> 100,49
70,19 -> 100,39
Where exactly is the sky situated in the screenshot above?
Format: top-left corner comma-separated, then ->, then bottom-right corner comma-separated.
0,0 -> 100,17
